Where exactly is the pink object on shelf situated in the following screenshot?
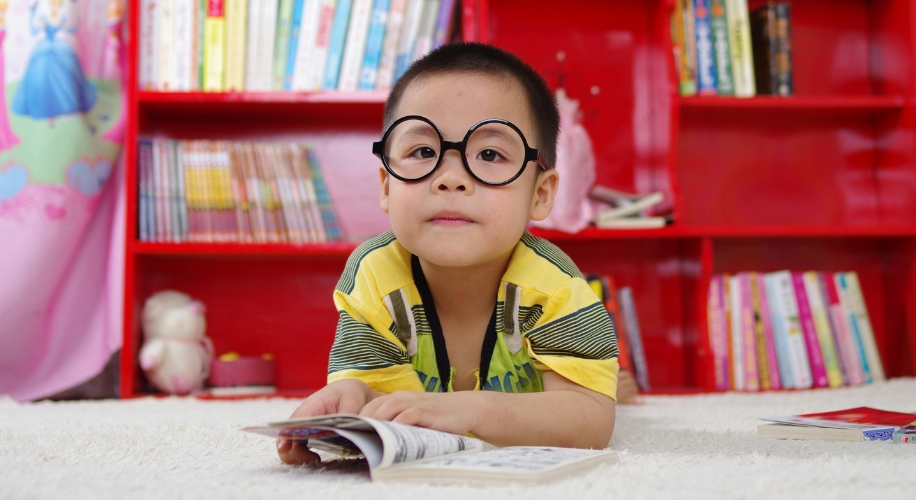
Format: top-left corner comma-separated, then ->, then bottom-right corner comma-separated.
208,356 -> 276,387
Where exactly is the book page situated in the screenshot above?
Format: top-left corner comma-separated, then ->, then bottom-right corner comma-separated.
368,420 -> 488,469
401,446 -> 614,473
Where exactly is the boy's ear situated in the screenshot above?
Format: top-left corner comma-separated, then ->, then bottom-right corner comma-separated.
529,169 -> 559,221
379,166 -> 390,214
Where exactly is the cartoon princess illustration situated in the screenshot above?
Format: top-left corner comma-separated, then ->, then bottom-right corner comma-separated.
101,0 -> 125,143
0,0 -> 21,149
12,0 -> 97,124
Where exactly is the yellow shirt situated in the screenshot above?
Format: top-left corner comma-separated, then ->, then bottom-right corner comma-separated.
327,231 -> 619,400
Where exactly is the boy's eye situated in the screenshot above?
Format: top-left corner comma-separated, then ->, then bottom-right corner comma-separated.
408,147 -> 438,160
477,149 -> 505,162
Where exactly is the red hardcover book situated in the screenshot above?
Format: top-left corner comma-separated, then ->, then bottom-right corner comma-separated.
759,407 -> 916,442
602,275 -> 633,373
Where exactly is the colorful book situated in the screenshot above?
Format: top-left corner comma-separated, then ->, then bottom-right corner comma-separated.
841,272 -> 885,382
292,0 -> 324,90
708,0 -> 733,95
619,287 -> 650,391
393,0 -> 425,82
157,0 -> 175,91
375,0 -> 408,90
338,0 -> 375,91
692,0 -> 718,95
707,275 -> 730,390
139,0 -> 158,90
792,272 -> 828,388
197,0 -> 207,90
203,0 -> 226,92
727,274 -> 744,390
358,0 -> 392,90
762,272 -> 794,389
673,0 -> 697,96
823,273 -> 864,385
222,0 -> 247,92
750,2 -> 791,96
432,0 -> 456,49
759,407 -> 915,442
738,273 -> 759,391
323,0 -> 355,90
754,273 -> 781,390
138,140 -> 153,241
769,271 -> 812,389
724,0 -> 755,97
303,0 -> 339,90
273,0 -> 297,91
597,275 -> 633,373
244,0 -> 263,90
173,0 -> 196,91
306,148 -> 343,241
748,273 -> 771,390
411,0 -> 440,63
283,0 -> 306,91
802,271 -> 843,387
255,0 -> 279,91
772,2 -> 793,96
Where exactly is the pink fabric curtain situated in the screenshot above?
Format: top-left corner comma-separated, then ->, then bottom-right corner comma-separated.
0,0 -> 125,401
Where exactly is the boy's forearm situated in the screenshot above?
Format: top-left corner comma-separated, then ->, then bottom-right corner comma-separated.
459,390 -> 615,449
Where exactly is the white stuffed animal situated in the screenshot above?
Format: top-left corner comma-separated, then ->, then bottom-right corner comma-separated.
139,290 -> 213,395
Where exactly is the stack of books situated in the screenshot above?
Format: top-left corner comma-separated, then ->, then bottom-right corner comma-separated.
589,186 -> 671,230
758,407 -> 916,442
587,275 -> 651,392
137,139 -> 342,244
707,271 -> 884,392
673,0 -> 793,97
139,0 -> 458,93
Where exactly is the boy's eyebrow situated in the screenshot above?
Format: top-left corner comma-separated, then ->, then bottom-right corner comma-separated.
470,126 -> 521,143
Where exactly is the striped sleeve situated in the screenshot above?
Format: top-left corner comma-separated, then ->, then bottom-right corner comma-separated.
327,290 -> 424,393
523,277 -> 620,400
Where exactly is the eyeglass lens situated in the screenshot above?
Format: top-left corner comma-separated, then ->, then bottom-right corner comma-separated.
383,118 -> 528,184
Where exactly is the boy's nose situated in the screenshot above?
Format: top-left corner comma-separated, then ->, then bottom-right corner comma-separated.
433,151 -> 472,193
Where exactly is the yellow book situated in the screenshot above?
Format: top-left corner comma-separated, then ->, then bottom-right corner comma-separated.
224,0 -> 248,91
203,0 -> 227,91
803,271 -> 844,388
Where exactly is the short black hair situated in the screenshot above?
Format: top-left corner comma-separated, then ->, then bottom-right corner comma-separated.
384,42 -> 560,169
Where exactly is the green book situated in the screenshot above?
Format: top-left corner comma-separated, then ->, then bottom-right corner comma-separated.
273,0 -> 296,90
710,0 -> 734,95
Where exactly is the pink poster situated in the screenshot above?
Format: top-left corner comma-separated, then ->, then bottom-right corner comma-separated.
0,0 -> 125,401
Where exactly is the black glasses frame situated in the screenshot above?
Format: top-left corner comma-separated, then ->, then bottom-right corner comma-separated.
372,115 -> 547,187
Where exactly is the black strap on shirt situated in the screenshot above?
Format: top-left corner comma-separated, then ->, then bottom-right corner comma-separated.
411,255 -> 498,391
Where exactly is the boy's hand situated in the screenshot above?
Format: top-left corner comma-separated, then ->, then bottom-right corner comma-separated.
277,379 -> 378,465
358,391 -> 477,436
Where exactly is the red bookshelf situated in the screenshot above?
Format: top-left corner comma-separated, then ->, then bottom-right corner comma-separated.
121,0 -> 916,398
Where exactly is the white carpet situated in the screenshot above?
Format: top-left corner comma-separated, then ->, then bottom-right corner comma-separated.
3,380 -> 916,500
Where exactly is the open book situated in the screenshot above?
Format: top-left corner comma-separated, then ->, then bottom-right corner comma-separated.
244,414 -> 618,485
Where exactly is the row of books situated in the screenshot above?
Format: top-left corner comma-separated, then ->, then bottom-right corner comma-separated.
137,139 -> 343,244
673,0 -> 793,97
707,271 -> 884,393
139,0 -> 457,93
587,275 -> 651,392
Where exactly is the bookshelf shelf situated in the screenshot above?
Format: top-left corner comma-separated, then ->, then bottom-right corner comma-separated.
679,95 -> 906,115
122,0 -> 916,397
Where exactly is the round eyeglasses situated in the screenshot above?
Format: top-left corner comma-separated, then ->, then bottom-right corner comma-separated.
372,115 -> 547,186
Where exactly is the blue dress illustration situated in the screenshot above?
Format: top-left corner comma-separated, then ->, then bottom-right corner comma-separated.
12,3 -> 97,120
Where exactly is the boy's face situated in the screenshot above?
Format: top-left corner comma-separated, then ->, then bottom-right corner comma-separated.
379,72 -> 559,269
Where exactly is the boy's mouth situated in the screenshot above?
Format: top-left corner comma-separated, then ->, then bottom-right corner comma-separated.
429,211 -> 475,226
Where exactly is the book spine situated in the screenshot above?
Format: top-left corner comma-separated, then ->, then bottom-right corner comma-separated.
763,273 -> 793,389
281,144 -> 311,242
273,0 -> 296,91
819,273 -> 852,385
393,0 -> 424,82
292,0 -> 323,90
175,142 -> 189,242
773,2 -> 793,96
774,271 -> 812,388
432,0 -> 455,49
284,0 -> 305,91
803,271 -> 843,387
168,141 -> 182,242
160,141 -> 174,241
755,273 -> 781,390
727,274 -> 744,390
824,272 -> 864,385
198,0 -> 207,90
203,0 -> 226,92
306,148 -> 343,241
139,0 -> 158,90
242,144 -> 266,243
738,273 -> 759,391
157,0 -> 175,91
673,0 -> 697,96
375,0 -> 408,90
707,275 -> 729,390
224,0 -> 249,91
174,0 -> 196,91
692,0 -> 718,95
843,272 -> 885,382
709,0 -> 734,95
304,0 -> 338,90
256,0 -> 279,91
724,0 -> 755,97
602,276 -> 633,373
750,3 -> 777,95
749,273 -> 770,390
619,287 -> 650,391
245,0 -> 262,90
295,146 -> 327,242
323,0 -> 354,90
792,272 -> 828,388
138,140 -> 152,241
357,0 -> 391,90
181,143 -> 195,242
337,0 -> 375,91
411,0 -> 440,62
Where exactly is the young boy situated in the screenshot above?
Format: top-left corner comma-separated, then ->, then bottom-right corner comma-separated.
279,43 -> 620,465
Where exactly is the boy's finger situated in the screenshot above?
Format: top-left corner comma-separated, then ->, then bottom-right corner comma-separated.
278,440 -> 321,465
